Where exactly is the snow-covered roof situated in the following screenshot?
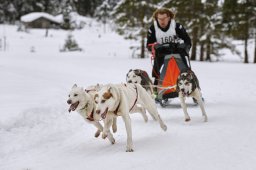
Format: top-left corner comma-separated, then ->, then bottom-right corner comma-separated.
21,12 -> 62,24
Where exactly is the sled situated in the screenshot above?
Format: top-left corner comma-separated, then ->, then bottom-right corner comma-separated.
153,43 -> 189,107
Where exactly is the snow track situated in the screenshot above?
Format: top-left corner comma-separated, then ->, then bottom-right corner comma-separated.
1,24 -> 256,170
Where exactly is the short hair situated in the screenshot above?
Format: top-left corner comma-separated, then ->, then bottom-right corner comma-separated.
153,8 -> 175,20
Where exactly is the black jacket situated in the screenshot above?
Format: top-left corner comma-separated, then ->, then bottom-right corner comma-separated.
146,20 -> 191,52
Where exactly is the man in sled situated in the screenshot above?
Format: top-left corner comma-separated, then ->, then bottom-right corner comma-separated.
146,8 -> 191,97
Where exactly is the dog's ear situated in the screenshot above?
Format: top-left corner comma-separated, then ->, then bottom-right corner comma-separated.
72,84 -> 77,89
187,72 -> 193,80
126,72 -> 129,81
95,83 -> 101,91
107,86 -> 112,92
106,85 -> 115,99
134,69 -> 140,76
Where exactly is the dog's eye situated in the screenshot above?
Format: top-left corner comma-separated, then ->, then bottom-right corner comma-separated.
95,100 -> 98,104
101,100 -> 106,103
133,75 -> 136,78
68,95 -> 70,97
185,82 -> 189,86
74,94 -> 78,97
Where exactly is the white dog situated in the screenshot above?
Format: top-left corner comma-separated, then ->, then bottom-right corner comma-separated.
176,69 -> 208,122
126,69 -> 154,97
94,83 -> 167,152
67,84 -> 116,144
67,84 -> 148,145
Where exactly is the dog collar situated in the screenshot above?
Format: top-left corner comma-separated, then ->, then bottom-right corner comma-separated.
79,102 -> 89,112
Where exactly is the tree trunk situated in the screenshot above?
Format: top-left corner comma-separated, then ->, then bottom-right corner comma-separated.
205,36 -> 211,61
191,26 -> 198,61
244,37 -> 249,63
200,42 -> 204,61
141,35 -> 145,58
254,34 -> 256,63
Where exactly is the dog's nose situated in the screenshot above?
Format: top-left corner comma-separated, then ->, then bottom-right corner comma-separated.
96,110 -> 101,114
128,80 -> 132,83
67,99 -> 72,104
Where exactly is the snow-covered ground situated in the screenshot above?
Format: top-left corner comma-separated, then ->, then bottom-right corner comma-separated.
0,22 -> 256,170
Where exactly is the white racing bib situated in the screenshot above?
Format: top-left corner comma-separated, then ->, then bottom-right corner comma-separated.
154,19 -> 177,44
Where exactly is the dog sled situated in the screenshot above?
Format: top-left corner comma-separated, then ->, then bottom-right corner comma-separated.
149,43 -> 189,107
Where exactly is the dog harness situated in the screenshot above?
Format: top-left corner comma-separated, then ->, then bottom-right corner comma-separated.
79,101 -> 94,121
113,85 -> 138,115
86,108 -> 94,121
129,85 -> 138,112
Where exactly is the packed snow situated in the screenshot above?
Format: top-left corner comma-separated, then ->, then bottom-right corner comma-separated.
0,20 -> 256,170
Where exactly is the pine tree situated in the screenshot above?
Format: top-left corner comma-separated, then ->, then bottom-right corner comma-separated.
112,0 -> 157,58
74,0 -> 104,16
165,0 -> 203,61
61,33 -> 82,51
200,0 -> 222,61
94,0 -> 116,33
223,0 -> 256,63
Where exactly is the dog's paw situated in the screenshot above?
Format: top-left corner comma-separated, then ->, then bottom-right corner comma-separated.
102,133 -> 108,139
126,148 -> 134,152
94,130 -> 101,138
185,117 -> 191,122
161,124 -> 167,131
111,138 -> 115,145
203,115 -> 208,122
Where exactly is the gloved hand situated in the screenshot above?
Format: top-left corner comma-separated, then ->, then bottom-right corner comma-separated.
154,44 -> 162,51
177,43 -> 190,54
177,43 -> 186,49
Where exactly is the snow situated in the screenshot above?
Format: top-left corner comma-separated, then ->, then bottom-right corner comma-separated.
20,12 -> 62,23
0,23 -> 256,170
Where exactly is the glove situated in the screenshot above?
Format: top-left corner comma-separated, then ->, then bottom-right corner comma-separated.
177,43 -> 190,54
177,43 -> 186,49
154,44 -> 162,51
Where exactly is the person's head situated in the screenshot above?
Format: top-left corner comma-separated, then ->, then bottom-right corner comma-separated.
153,8 -> 175,29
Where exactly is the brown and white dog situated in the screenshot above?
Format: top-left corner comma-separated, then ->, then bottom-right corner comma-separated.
67,84 -> 148,145
176,69 -> 208,122
94,83 -> 167,152
126,69 -> 154,97
67,84 -> 116,144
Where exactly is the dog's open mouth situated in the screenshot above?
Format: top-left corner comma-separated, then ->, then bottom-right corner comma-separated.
182,91 -> 190,97
68,101 -> 79,112
101,108 -> 108,119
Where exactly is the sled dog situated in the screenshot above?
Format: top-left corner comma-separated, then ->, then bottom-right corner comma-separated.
67,84 -> 116,144
126,69 -> 154,97
94,83 -> 167,152
176,69 -> 208,122
67,84 -> 148,145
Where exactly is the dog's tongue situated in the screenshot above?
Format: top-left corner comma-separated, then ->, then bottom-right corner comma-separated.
68,104 -> 75,112
101,114 -> 106,119
101,108 -> 108,119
